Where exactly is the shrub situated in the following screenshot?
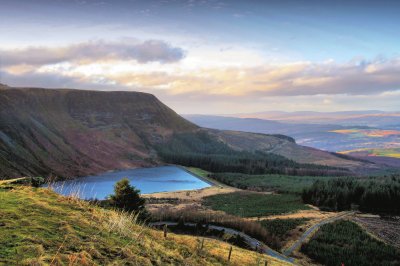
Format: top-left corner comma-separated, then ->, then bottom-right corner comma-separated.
108,178 -> 147,219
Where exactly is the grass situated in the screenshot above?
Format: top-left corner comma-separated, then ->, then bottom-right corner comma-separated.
259,218 -> 309,239
151,207 -> 279,249
301,220 -> 400,266
203,192 -> 310,217
0,184 -> 291,266
210,173 -> 337,194
185,167 -> 227,187
185,167 -> 210,178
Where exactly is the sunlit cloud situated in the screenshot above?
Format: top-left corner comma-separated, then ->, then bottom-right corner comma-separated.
2,56 -> 400,98
103,57 -> 400,97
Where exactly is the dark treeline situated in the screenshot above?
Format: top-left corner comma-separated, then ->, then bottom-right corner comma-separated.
157,132 -> 348,176
302,176 -> 400,214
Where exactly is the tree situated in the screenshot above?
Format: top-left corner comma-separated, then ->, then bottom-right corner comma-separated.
30,176 -> 44,188
109,178 -> 146,215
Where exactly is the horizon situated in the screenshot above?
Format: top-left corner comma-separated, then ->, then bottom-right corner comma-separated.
2,83 -> 399,115
1,0 -> 400,114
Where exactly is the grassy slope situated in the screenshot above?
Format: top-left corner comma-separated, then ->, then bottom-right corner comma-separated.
0,184 -> 290,266
185,167 -> 210,178
203,192 -> 309,217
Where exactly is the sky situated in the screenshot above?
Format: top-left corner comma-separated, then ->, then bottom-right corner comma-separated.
1,0 -> 400,114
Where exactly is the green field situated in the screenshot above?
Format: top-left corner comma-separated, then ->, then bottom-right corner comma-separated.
203,192 -> 309,217
211,173 -> 337,194
301,220 -> 400,266
259,218 -> 309,238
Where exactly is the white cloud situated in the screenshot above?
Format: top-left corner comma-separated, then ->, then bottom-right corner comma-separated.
0,40 -> 185,67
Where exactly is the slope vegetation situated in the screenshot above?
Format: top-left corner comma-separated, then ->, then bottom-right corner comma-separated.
0,183 -> 291,266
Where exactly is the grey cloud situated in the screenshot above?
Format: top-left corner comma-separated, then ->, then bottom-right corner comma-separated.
250,58 -> 400,96
0,40 -> 186,67
0,70 -> 85,88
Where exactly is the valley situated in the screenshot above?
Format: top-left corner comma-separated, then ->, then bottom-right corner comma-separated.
0,86 -> 377,180
2,2 -> 400,265
0,86 -> 399,266
185,114 -> 400,168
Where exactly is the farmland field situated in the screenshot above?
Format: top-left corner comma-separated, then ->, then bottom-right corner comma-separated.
203,192 -> 309,217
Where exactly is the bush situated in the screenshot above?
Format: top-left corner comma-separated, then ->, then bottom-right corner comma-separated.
108,178 -> 147,219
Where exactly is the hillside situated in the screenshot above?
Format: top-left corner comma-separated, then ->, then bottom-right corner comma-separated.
0,86 -> 371,179
0,182 -> 290,266
207,129 -> 368,170
0,87 -> 196,178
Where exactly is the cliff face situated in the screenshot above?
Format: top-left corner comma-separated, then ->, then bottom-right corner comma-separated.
0,87 -> 196,178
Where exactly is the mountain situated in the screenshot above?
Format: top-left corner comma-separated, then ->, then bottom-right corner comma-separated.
0,87 -> 196,178
0,86 -> 374,179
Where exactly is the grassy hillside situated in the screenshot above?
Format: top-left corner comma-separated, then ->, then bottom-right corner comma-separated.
206,129 -> 369,171
0,183 -> 291,266
157,131 -> 351,176
0,87 -> 196,179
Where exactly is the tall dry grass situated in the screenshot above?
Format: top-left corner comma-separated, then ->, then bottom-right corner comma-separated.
151,206 -> 279,249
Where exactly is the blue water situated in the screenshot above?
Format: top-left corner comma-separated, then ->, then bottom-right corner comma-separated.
46,166 -> 211,200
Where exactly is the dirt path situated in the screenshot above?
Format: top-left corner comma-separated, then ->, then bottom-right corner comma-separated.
247,209 -> 337,221
0,177 -> 27,185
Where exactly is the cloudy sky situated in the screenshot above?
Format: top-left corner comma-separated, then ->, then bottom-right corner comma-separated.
1,0 -> 399,114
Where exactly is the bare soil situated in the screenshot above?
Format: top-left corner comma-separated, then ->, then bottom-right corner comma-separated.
353,214 -> 400,248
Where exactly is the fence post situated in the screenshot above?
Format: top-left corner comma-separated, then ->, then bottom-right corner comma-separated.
228,246 -> 233,262
163,224 -> 168,238
200,238 -> 204,251
264,260 -> 268,266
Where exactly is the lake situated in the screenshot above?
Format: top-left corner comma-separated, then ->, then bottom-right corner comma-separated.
46,166 -> 211,199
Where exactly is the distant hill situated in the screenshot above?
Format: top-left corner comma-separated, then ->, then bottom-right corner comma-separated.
0,86 -> 374,179
229,110 -> 400,128
184,115 -> 400,164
